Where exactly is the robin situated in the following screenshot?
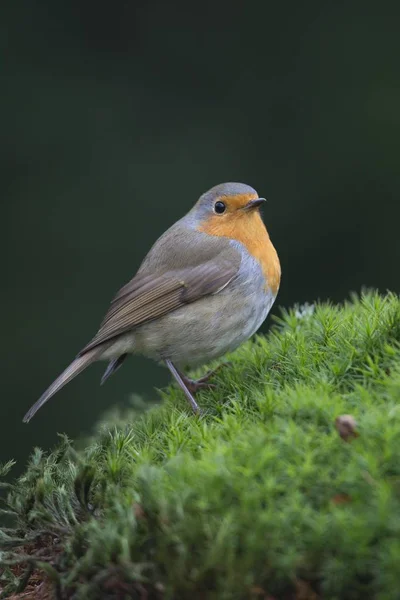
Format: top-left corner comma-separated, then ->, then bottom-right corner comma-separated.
23,182 -> 281,421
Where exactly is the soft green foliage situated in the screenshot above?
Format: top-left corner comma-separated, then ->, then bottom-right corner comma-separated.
2,291 -> 400,599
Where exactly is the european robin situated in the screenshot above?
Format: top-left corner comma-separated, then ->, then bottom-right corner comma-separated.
23,182 -> 281,421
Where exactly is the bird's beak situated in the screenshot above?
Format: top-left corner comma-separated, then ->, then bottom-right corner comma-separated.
243,197 -> 266,211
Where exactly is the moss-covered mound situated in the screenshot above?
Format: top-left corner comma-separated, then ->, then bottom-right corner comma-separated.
2,292 -> 400,599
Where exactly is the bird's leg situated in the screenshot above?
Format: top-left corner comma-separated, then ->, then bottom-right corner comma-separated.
176,362 -> 230,394
165,360 -> 200,415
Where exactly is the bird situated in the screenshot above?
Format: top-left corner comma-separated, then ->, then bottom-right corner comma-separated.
23,182 -> 281,422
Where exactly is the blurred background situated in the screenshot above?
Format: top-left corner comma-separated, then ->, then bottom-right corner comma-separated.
2,0 -> 399,473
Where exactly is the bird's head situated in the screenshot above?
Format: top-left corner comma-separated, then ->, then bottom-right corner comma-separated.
190,182 -> 266,239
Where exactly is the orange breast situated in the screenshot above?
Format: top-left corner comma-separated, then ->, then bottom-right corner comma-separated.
199,210 -> 281,295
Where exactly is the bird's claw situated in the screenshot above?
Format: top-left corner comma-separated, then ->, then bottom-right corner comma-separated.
180,362 -> 230,394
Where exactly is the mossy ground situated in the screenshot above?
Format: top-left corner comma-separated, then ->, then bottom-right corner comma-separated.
2,291 -> 400,599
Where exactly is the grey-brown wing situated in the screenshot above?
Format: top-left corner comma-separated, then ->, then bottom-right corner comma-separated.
79,248 -> 240,355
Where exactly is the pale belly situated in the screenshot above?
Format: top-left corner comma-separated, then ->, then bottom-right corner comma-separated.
101,250 -> 278,368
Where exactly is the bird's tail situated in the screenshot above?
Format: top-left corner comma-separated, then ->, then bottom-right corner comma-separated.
23,346 -> 104,423
100,353 -> 127,385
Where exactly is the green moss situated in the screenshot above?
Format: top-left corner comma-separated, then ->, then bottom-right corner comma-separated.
2,291 -> 400,599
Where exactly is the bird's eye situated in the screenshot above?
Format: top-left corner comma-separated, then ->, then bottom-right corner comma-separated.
214,201 -> 226,214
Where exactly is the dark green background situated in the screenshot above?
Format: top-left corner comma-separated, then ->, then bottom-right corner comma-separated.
2,1 -> 399,472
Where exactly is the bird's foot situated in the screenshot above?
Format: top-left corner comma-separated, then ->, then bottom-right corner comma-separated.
179,362 -> 230,394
